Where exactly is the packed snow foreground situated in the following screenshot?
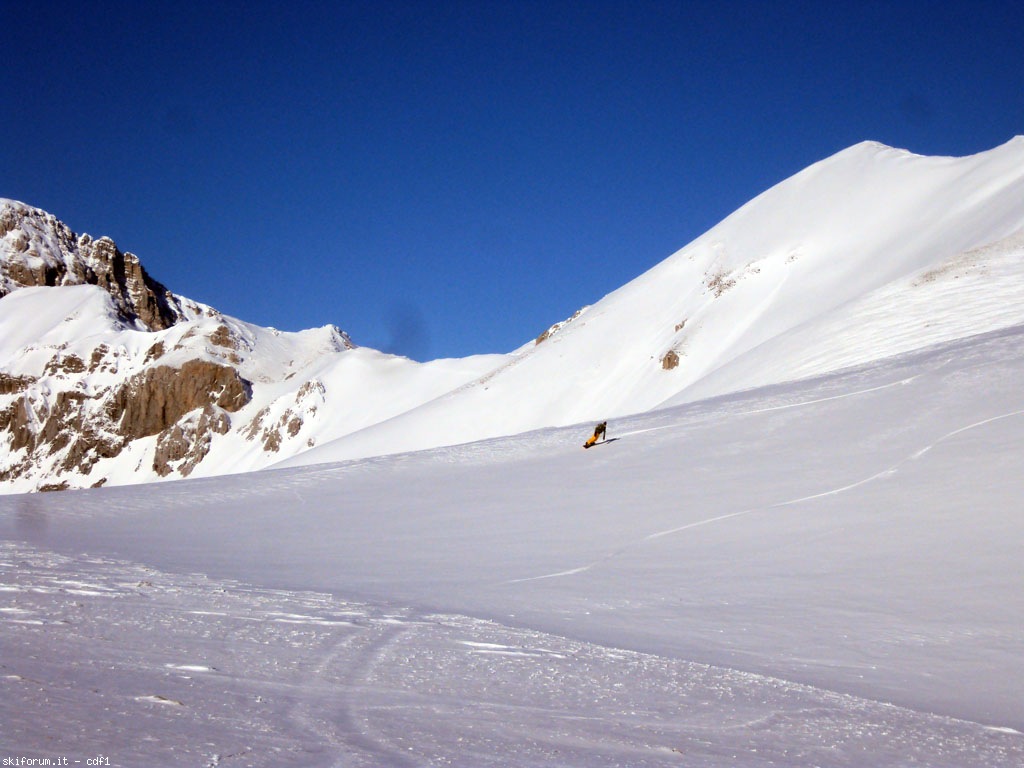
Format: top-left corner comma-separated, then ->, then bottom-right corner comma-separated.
2,139 -> 1024,766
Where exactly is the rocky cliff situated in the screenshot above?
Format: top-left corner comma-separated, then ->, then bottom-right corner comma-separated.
1,202 -> 185,331
0,198 -> 359,492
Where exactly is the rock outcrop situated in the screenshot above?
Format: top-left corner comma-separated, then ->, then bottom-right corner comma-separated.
153,405 -> 232,478
111,360 -> 251,440
0,354 -> 253,487
0,199 -> 185,330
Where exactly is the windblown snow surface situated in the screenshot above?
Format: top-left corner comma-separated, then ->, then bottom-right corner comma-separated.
3,140 -> 1024,766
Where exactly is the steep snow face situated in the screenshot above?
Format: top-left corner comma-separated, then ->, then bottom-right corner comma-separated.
282,137 -> 1024,467
667,227 -> 1024,405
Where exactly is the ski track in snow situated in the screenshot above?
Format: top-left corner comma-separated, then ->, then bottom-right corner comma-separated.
506,406 -> 1024,585
3,541 -> 1022,766
616,373 -> 922,442
285,612 -> 438,767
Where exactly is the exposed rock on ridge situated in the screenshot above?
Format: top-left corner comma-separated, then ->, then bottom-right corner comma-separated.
0,199 -> 185,330
0,335 -> 255,488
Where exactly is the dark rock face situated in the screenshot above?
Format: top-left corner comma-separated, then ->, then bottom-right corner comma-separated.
111,360 -> 251,440
153,405 -> 232,478
0,200 -> 184,331
0,385 -> 124,483
0,357 -> 252,486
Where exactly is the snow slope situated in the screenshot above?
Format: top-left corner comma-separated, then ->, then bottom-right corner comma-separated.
2,324 -> 1023,766
282,138 -> 1024,467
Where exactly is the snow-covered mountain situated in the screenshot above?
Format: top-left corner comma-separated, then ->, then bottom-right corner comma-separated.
0,201 -> 504,492
281,137 -> 1024,467
3,137 -> 1024,492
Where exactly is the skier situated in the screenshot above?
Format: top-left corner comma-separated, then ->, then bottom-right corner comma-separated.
583,421 -> 607,449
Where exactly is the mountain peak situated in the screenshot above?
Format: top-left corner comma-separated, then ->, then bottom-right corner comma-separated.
840,135 -> 1024,162
0,198 -> 185,331
280,137 -> 1024,468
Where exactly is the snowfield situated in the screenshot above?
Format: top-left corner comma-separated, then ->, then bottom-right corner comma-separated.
2,325 -> 1024,766
3,139 -> 1024,765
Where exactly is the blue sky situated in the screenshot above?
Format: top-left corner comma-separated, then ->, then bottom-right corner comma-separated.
6,1 -> 1024,360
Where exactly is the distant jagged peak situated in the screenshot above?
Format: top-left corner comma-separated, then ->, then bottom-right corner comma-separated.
0,198 -> 186,332
326,324 -> 356,352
